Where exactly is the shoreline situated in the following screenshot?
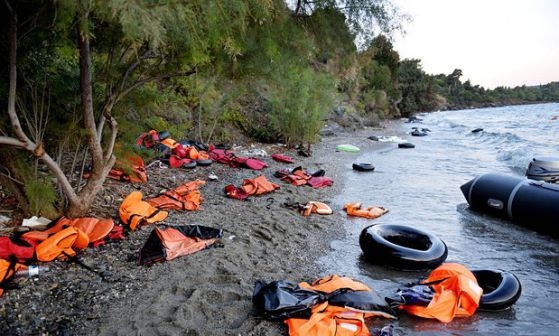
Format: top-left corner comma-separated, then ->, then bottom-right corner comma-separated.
0,120 -> 405,336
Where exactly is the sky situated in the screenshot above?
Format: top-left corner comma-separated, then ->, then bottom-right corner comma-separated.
391,0 -> 559,89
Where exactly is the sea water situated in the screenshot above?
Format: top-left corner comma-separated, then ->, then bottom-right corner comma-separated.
321,103 -> 559,335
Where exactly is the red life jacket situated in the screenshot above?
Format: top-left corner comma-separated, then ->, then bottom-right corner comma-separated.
135,130 -> 159,148
0,236 -> 36,262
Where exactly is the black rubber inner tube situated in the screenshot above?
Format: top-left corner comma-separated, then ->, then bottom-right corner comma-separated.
398,142 -> 415,149
359,224 -> 448,271
352,163 -> 375,172
472,270 -> 522,311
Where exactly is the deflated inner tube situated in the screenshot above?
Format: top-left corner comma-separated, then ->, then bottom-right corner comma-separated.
472,270 -> 522,311
359,224 -> 448,271
352,163 -> 375,172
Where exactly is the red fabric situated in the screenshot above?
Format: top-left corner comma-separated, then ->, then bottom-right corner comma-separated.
0,236 -> 37,262
224,184 -> 250,200
307,177 -> 333,188
272,153 -> 295,163
245,158 -> 269,170
108,225 -> 126,240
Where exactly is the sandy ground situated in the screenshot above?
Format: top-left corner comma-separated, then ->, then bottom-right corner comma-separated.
0,121 -> 404,336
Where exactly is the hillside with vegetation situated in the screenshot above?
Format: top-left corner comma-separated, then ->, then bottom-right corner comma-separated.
1,0 -> 558,218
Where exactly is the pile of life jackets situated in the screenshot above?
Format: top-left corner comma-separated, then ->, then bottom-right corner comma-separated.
343,202 -> 389,219
119,180 -> 206,230
0,217 -> 117,296
253,274 -> 396,336
159,139 -> 212,168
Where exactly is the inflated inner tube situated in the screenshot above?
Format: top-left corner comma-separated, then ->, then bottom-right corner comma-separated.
359,224 -> 448,271
196,159 -> 213,166
352,163 -> 375,172
472,270 -> 522,311
398,142 -> 415,149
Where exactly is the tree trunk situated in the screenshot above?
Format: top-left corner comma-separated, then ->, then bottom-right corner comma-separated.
66,6 -> 116,217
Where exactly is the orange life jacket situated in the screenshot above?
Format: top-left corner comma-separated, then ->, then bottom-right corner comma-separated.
23,217 -> 114,245
119,191 -> 168,230
401,263 -> 483,323
147,189 -> 202,211
285,303 -> 371,336
174,180 -> 206,195
300,201 -> 332,216
287,275 -> 395,336
186,146 -> 210,160
160,138 -> 179,150
35,226 -> 90,262
146,180 -> 205,211
0,258 -> 28,297
241,175 -> 280,195
343,202 -> 389,219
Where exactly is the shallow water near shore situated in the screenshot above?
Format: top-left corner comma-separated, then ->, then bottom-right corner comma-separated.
320,103 -> 559,335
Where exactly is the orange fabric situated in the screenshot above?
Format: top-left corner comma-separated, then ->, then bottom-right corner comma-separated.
241,175 -> 280,195
147,180 -> 205,211
281,171 -> 311,186
155,227 -> 218,261
343,202 -> 389,219
286,275 -> 395,336
147,190 -> 202,211
160,138 -> 179,149
112,154 -> 148,183
0,259 -> 28,297
301,201 -> 332,216
35,226 -> 89,262
185,146 -> 210,160
286,304 -> 370,336
174,180 -> 206,195
71,218 -> 115,243
119,191 -> 168,230
402,263 -> 483,323
299,274 -> 371,293
22,217 -> 114,244
22,219 -> 69,242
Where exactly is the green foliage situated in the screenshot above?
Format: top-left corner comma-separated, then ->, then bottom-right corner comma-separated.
24,178 -> 59,218
268,65 -> 335,148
